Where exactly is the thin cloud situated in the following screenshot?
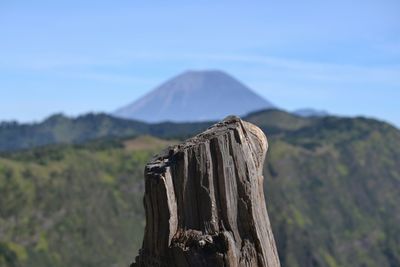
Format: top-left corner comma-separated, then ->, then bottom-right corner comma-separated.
1,50 -> 399,88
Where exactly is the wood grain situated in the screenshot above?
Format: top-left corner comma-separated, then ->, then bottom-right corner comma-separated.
131,116 -> 281,267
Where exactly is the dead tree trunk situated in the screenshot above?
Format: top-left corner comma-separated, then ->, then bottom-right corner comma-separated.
132,116 -> 281,267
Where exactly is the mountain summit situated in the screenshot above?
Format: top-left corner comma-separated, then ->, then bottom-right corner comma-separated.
114,70 -> 274,122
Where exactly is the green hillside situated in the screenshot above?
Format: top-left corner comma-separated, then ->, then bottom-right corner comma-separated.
0,140 -> 151,267
264,117 -> 400,267
1,111 -> 400,267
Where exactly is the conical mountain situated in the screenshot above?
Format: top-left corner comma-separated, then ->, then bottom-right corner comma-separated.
114,70 -> 274,122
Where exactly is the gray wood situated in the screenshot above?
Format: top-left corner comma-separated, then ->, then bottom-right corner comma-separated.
131,116 -> 281,267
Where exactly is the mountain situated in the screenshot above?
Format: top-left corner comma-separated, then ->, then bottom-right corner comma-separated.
1,110 -> 400,267
0,113 -> 212,152
0,109 -> 382,153
293,108 -> 329,117
114,70 -> 274,122
2,109 -> 313,153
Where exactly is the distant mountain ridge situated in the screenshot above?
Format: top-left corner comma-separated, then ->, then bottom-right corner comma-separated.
294,108 -> 329,117
0,109 -> 303,152
0,112 -> 212,152
0,109 -> 389,153
114,70 -> 274,122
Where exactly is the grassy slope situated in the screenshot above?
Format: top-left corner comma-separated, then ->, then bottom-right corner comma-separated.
1,112 -> 400,267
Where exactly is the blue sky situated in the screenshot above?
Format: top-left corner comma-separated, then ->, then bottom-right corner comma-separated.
1,0 -> 399,126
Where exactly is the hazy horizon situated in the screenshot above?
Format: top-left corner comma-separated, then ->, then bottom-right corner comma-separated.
1,1 -> 399,126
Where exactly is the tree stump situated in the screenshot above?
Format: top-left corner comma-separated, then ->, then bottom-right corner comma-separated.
131,116 -> 281,267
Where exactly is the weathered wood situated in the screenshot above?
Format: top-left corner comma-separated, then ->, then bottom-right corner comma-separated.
131,116 -> 281,267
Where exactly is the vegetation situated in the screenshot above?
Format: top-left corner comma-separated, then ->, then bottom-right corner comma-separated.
264,117 -> 400,267
1,110 -> 400,267
0,139 -> 161,267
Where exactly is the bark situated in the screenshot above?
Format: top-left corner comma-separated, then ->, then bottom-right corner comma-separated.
131,116 -> 280,267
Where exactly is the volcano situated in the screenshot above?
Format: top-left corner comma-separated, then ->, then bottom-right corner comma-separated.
114,70 -> 274,122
